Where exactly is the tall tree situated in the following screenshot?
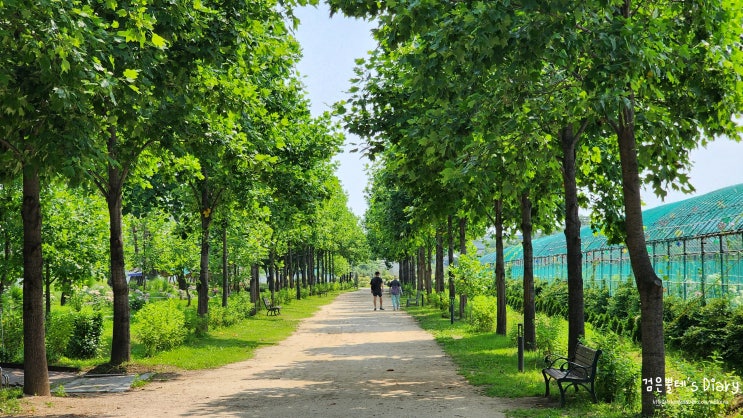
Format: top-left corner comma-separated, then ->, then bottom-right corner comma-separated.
583,2 -> 742,413
0,0 -> 106,393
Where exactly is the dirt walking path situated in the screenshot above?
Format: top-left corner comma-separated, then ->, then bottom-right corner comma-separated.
20,289 -> 538,417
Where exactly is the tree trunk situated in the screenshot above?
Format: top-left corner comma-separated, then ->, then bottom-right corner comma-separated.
315,249 -> 322,286
616,97 -> 665,416
458,218 -> 467,253
267,250 -> 275,297
318,249 -> 322,285
301,246 -> 307,287
285,253 -> 292,289
423,239 -> 433,295
222,220 -> 228,308
435,228 -> 444,292
521,192 -> 536,351
494,198 -> 507,335
447,216 -> 455,324
250,263 -> 259,303
177,275 -> 191,307
560,125 -> 585,359
295,254 -> 302,300
417,246 -> 425,293
326,250 -> 331,283
2,226 -> 10,296
233,264 -> 239,292
107,128 -> 131,365
143,225 -> 150,288
21,163 -> 50,396
458,218 -> 468,319
197,173 -> 212,329
410,253 -> 416,290
290,246 -> 300,300
426,240 -> 433,294
329,251 -> 334,282
308,245 -> 315,287
131,223 -> 139,265
318,251 -> 323,285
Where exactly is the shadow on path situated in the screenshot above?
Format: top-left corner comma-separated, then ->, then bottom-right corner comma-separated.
18,289 -> 546,417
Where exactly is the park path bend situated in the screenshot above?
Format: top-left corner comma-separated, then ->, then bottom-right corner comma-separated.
22,289 -> 527,417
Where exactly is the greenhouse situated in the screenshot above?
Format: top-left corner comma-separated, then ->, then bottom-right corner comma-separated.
480,183 -> 743,300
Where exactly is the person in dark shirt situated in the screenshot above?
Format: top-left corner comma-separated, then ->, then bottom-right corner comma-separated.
370,271 -> 384,311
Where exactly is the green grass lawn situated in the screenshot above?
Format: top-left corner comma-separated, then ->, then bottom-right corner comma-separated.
406,303 -> 743,418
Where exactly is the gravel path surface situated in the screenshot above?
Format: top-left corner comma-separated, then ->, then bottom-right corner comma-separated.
19,289 -> 539,417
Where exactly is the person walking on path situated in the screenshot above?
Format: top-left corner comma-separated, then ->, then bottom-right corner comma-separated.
389,276 -> 402,311
370,271 -> 384,310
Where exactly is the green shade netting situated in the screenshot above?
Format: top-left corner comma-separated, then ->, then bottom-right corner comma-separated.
481,183 -> 743,264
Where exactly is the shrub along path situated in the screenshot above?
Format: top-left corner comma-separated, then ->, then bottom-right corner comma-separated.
19,289 -> 536,417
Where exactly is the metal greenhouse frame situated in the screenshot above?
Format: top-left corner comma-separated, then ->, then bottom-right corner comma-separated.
481,184 -> 743,301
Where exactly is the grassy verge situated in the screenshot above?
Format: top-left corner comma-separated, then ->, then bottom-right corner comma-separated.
406,303 -> 743,418
48,292 -> 338,372
408,305 -> 614,417
132,295 -> 331,370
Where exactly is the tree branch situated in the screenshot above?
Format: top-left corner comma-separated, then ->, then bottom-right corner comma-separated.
87,169 -> 108,196
574,118 -> 590,146
0,138 -> 22,160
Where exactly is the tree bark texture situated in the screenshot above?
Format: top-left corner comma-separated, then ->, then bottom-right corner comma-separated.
560,125 -> 585,359
458,217 -> 467,319
316,249 -> 322,285
617,99 -> 665,416
222,221 -> 228,307
520,192 -> 536,350
250,263 -> 259,303
268,249 -> 276,296
21,164 -> 50,396
308,245 -> 315,287
2,227 -> 10,295
417,246 -> 425,293
198,174 -> 212,324
435,228 -> 444,292
494,198 -> 507,335
410,253 -> 416,289
107,129 -> 131,365
447,216 -> 455,324
426,241 -> 433,294
300,247 -> 307,288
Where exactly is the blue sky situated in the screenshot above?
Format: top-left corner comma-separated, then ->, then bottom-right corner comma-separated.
293,4 -> 743,218
294,4 -> 375,218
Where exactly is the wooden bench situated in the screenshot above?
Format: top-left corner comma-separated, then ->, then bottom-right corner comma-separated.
542,343 -> 602,406
262,297 -> 281,316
